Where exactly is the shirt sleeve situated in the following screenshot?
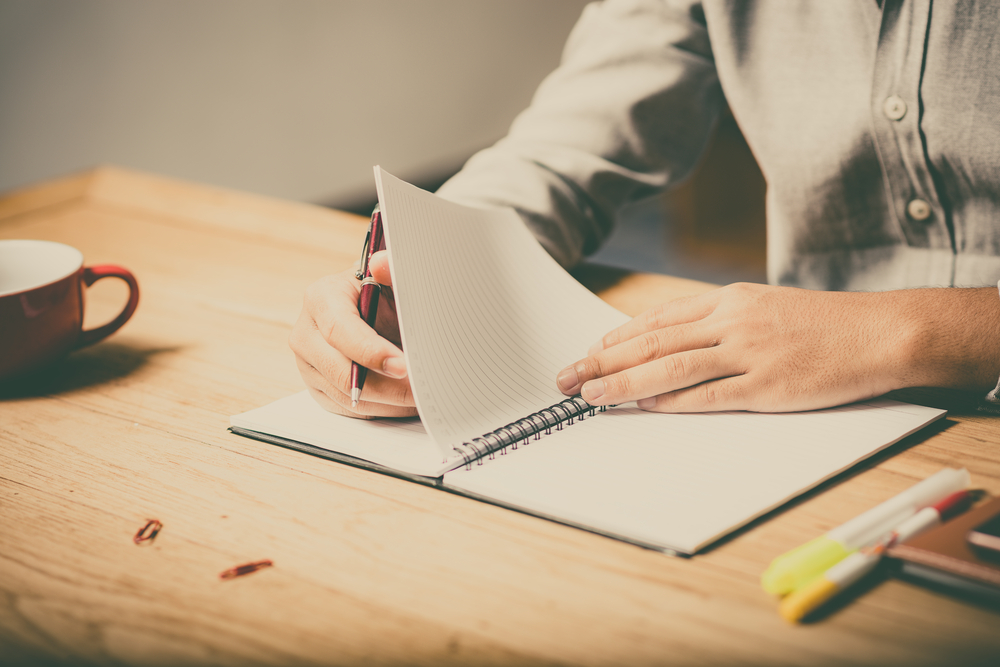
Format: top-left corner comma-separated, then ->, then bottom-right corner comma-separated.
435,0 -> 725,268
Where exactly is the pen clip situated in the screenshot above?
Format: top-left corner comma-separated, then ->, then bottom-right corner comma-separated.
354,214 -> 379,280
355,229 -> 372,280
355,204 -> 380,280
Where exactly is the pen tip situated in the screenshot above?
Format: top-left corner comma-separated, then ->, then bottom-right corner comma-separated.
351,387 -> 361,408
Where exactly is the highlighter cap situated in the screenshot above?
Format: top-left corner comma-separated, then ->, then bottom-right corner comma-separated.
761,535 -> 849,595
779,576 -> 840,623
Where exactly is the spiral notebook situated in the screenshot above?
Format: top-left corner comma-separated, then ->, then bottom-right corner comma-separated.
230,169 -> 946,555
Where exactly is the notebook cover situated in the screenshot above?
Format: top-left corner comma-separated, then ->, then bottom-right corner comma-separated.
887,495 -> 1000,590
228,426 -> 442,487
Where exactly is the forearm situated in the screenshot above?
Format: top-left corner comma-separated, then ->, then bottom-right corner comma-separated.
437,0 -> 723,268
889,287 -> 1000,392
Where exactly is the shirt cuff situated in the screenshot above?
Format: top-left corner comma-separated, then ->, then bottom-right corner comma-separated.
979,280 -> 1000,414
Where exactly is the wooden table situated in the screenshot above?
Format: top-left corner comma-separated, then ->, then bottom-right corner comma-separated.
2,167 -> 998,666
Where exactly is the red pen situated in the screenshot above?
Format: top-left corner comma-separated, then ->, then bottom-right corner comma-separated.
351,205 -> 385,407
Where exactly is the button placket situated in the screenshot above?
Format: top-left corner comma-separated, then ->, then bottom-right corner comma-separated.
868,0 -> 950,256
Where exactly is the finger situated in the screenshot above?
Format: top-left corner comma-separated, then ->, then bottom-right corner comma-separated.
305,271 -> 407,379
578,347 -> 738,406
368,250 -> 393,286
296,353 -> 418,418
590,291 -> 719,354
296,350 -> 416,409
293,327 -> 416,408
305,384 -> 419,420
635,375 -> 754,413
557,322 -> 718,395
305,385 -> 375,420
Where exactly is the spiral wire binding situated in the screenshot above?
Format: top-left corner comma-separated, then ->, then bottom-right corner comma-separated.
451,395 -> 607,469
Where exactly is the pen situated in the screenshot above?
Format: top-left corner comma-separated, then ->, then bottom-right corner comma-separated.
760,467 -> 970,595
350,205 -> 385,408
778,489 -> 977,622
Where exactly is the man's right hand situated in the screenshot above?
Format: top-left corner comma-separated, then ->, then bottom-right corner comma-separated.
289,250 -> 418,419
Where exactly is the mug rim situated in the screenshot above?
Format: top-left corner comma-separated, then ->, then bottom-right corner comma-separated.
0,239 -> 84,298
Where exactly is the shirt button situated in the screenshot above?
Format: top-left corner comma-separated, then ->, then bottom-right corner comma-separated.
883,96 -> 907,121
907,198 -> 932,221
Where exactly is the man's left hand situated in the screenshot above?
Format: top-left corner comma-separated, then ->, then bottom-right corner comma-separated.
556,283 -> 1000,412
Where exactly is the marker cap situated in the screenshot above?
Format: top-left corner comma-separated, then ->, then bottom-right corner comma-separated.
761,535 -> 849,595
779,576 -> 839,623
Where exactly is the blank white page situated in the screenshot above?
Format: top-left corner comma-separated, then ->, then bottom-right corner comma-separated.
443,399 -> 945,554
375,168 -> 629,454
231,391 -> 449,477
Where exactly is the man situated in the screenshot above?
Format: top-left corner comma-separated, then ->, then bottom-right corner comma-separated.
290,0 -> 1000,419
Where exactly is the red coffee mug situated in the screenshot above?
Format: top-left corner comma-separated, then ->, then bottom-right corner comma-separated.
0,239 -> 139,381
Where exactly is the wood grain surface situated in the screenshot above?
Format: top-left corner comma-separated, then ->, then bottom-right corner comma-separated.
1,167 -> 998,666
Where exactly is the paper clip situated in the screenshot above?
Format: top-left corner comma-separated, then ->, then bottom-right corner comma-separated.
220,560 -> 273,580
133,519 -> 163,545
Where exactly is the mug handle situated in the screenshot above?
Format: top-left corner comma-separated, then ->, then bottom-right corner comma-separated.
75,265 -> 141,349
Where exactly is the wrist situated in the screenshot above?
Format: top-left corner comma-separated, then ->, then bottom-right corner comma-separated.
884,287 -> 1000,391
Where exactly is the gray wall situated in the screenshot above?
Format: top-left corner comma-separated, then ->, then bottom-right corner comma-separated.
0,0 -> 589,205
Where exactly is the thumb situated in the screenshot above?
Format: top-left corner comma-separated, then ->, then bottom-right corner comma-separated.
369,250 -> 393,286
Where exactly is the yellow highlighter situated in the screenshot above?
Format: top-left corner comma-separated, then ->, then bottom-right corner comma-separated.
780,489 -> 977,622
761,467 -> 970,596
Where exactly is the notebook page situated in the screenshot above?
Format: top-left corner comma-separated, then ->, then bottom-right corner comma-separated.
230,391 -> 449,477
443,399 -> 946,554
375,168 -> 629,454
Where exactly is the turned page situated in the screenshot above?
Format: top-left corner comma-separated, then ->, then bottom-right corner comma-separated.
375,168 -> 629,454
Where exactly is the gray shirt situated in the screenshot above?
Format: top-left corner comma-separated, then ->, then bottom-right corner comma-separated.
437,0 -> 1000,291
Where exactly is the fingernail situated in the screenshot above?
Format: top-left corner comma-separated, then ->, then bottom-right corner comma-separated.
581,379 -> 605,403
637,397 -> 656,410
588,340 -> 604,356
556,366 -> 579,393
382,356 -> 407,378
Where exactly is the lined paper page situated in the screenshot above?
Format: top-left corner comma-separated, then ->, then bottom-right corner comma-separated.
443,399 -> 945,554
375,168 -> 629,453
